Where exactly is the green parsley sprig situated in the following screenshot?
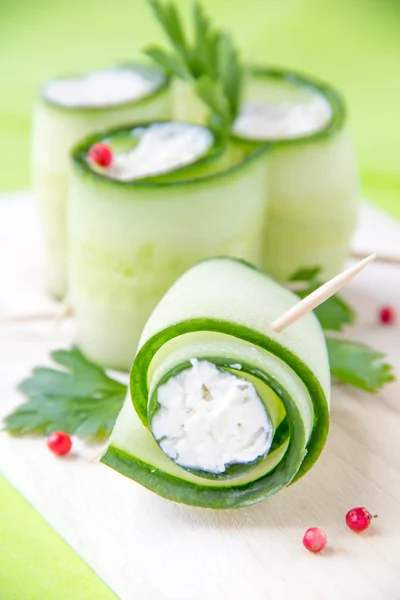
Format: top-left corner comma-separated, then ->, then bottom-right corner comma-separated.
289,267 -> 394,392
326,338 -> 394,393
289,267 -> 356,331
4,347 -> 126,437
144,0 -> 243,129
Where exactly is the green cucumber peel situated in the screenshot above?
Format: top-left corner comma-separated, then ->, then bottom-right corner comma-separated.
71,121 -> 271,188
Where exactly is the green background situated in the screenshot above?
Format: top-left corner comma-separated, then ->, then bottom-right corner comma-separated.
1,1 -> 399,598
1,0 -> 400,215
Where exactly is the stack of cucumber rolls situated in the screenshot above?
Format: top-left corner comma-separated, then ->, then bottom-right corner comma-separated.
170,69 -> 359,281
148,0 -> 360,282
69,122 -> 270,369
32,64 -> 171,299
102,258 -> 330,508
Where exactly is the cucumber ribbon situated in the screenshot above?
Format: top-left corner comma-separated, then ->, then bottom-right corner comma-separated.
102,258 -> 330,509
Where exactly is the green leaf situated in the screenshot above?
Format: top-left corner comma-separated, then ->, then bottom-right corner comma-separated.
144,0 -> 243,129
191,2 -> 220,80
163,2 -> 189,58
4,346 -> 127,438
313,294 -> 355,331
326,337 -> 395,393
295,284 -> 356,331
143,45 -> 192,80
289,267 -> 321,282
217,33 -> 242,120
148,0 -> 189,60
288,266 -> 356,331
195,75 -> 231,127
193,1 -> 210,73
205,29 -> 221,79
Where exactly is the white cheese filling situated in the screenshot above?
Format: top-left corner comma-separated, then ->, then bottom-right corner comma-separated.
43,68 -> 159,108
151,359 -> 273,474
103,122 -> 213,181
233,95 -> 332,140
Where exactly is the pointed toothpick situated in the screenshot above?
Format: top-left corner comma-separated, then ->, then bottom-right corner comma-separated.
271,254 -> 376,333
1,300 -> 73,326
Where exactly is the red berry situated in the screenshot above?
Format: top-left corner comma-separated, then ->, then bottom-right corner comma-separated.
346,507 -> 377,532
47,431 -> 72,456
303,527 -> 327,553
379,306 -> 396,325
88,142 -> 113,167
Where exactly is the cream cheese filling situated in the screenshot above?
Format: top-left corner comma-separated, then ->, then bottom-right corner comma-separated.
151,359 -> 273,474
103,122 -> 213,181
44,67 -> 159,108
233,95 -> 332,140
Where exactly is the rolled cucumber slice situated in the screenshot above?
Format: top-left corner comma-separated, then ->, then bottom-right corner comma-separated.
102,257 -> 330,509
32,64 -> 171,299
69,123 -> 271,370
233,67 -> 360,281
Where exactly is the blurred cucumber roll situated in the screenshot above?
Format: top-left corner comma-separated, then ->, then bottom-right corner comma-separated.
32,64 -> 171,299
233,67 -> 360,281
69,121 -> 270,370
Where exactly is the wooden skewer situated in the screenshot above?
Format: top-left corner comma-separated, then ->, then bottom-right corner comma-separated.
1,301 -> 73,325
350,250 -> 400,266
271,254 -> 376,333
54,301 -> 73,323
1,311 -> 58,324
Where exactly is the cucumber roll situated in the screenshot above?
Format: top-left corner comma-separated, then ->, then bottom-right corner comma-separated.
233,67 -> 360,281
69,122 -> 270,370
32,64 -> 171,299
102,257 -> 330,509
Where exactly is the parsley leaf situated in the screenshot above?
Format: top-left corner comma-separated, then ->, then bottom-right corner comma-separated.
144,0 -> 243,129
4,346 -> 127,438
288,267 -> 356,331
144,45 -> 191,80
216,32 -> 242,122
287,267 -> 393,392
148,0 -> 189,61
298,284 -> 356,331
289,266 -> 321,282
326,337 -> 395,393
195,75 -> 231,128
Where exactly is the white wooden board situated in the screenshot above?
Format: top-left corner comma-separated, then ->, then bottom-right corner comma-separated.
1,191 -> 400,600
